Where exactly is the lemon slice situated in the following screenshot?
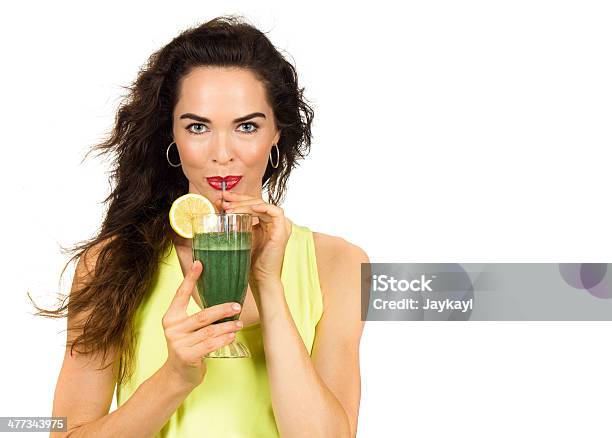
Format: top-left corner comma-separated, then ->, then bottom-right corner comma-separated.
169,193 -> 216,238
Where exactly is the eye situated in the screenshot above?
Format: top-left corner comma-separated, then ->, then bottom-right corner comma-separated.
185,122 -> 259,135
238,122 -> 259,134
186,123 -> 208,135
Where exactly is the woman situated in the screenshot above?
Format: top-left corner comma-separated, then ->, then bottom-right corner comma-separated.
42,15 -> 368,438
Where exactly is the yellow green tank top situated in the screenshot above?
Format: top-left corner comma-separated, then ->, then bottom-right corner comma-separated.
115,222 -> 323,437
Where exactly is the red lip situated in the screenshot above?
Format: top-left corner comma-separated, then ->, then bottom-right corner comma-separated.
206,175 -> 242,190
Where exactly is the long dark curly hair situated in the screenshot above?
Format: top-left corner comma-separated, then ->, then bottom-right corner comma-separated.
29,14 -> 314,386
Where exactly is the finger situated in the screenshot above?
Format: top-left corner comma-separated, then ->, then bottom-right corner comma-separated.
176,302 -> 242,332
227,203 -> 282,224
183,319 -> 243,347
222,199 -> 264,209
213,198 -> 224,213
226,204 -> 271,222
167,260 -> 202,316
251,203 -> 285,223
221,190 -> 255,201
249,205 -> 289,239
190,332 -> 237,358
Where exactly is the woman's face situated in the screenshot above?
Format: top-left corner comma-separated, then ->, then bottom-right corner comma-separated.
172,66 -> 281,203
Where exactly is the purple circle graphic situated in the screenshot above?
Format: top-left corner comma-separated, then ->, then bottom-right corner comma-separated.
580,264 -> 606,289
558,263 -> 611,299
559,263 -> 583,289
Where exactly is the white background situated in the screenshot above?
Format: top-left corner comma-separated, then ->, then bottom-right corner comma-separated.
1,1 -> 611,437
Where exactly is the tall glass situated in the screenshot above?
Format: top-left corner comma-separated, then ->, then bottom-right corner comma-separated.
191,213 -> 252,358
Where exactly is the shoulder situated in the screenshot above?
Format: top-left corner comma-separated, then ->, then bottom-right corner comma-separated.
68,235 -> 119,342
75,235 -> 119,280
311,230 -> 370,303
312,230 -> 369,267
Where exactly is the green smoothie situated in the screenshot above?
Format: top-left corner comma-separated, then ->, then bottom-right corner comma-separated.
192,230 -> 252,324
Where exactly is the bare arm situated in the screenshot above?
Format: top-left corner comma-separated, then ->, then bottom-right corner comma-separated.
51,243 -> 240,437
52,348 -> 192,438
310,241 -> 367,437
258,239 -> 367,438
50,241 -> 190,437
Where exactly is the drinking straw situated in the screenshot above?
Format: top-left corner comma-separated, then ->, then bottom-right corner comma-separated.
221,180 -> 227,214
221,180 -> 228,233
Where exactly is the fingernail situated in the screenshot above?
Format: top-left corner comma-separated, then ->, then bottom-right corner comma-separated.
236,321 -> 243,328
232,303 -> 241,311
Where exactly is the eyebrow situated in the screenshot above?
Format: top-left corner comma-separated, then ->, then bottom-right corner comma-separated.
179,112 -> 267,124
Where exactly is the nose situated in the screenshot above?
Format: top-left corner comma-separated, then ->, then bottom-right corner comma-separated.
210,133 -> 234,165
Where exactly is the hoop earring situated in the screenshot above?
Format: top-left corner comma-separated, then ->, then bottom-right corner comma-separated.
166,141 -> 181,168
269,143 -> 280,169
